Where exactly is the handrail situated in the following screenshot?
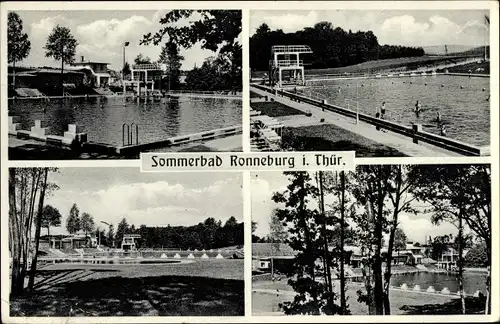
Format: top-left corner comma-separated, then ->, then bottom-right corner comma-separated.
269,60 -> 304,67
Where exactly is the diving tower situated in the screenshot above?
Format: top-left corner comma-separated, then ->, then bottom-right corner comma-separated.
269,45 -> 313,88
123,62 -> 165,96
121,234 -> 141,251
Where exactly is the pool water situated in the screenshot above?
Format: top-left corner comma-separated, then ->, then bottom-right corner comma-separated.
300,75 -> 490,146
9,96 -> 242,146
390,271 -> 487,295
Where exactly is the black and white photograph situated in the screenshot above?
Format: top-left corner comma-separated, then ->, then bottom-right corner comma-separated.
7,10 -> 242,160
7,168 -> 244,316
249,10 -> 491,157
251,165 -> 492,315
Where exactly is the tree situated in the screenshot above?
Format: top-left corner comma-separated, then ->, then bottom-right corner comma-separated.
80,212 -> 95,246
410,164 -> 491,314
134,54 -> 151,65
8,12 -> 31,88
115,218 -> 129,249
158,41 -> 184,90
107,224 -> 115,248
9,168 -> 58,296
40,204 -> 62,238
272,172 -> 342,315
66,203 -> 80,234
142,10 -> 242,90
44,25 -> 78,95
393,228 -> 407,260
122,62 -> 131,78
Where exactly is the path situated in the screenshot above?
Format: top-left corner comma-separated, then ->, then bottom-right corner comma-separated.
251,86 -> 461,157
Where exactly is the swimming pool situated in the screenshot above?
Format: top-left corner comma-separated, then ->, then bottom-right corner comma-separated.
300,75 -> 490,146
9,96 -> 242,147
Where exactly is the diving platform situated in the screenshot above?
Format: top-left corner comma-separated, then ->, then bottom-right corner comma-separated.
123,62 -> 165,96
269,45 -> 313,88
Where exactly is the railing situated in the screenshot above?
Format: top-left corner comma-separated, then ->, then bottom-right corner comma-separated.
166,90 -> 242,96
271,45 -> 313,54
269,60 -> 304,67
132,63 -> 162,70
251,84 -> 488,156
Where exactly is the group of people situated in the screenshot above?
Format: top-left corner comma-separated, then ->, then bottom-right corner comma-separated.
375,101 -> 447,136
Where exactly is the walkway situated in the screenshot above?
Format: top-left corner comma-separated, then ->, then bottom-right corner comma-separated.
250,86 -> 461,157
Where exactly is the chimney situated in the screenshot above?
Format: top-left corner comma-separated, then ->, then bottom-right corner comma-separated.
81,56 -> 85,63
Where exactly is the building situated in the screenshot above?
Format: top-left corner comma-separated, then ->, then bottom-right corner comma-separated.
252,243 -> 296,273
8,67 -> 85,90
437,247 -> 460,270
70,56 -> 111,87
43,233 -> 97,250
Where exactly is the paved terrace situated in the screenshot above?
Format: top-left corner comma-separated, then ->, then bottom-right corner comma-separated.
250,86 -> 462,157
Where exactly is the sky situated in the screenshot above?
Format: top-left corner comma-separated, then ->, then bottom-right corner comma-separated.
251,171 -> 458,244
250,10 -> 490,47
12,10 -> 237,71
44,168 -> 243,236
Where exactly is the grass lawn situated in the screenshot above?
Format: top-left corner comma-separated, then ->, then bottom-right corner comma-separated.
250,91 -> 263,98
252,55 -> 469,78
282,124 -> 407,157
10,260 -> 244,317
250,101 -> 305,118
438,61 -> 490,74
253,280 -> 486,315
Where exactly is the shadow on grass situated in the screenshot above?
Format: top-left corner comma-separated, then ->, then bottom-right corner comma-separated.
283,131 -> 407,157
11,273 -> 244,317
400,296 -> 486,315
251,101 -> 305,118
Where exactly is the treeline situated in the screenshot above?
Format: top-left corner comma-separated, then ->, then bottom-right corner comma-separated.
113,216 -> 243,250
250,22 -> 425,71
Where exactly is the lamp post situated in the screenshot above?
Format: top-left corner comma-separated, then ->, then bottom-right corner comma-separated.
123,41 -> 130,98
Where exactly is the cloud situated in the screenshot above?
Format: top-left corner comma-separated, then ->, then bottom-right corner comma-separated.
22,10 -> 218,70
76,16 -> 153,50
45,178 -> 242,235
250,11 -> 488,47
251,11 -> 319,34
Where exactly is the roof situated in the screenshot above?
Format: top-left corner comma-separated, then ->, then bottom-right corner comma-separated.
36,68 -> 84,75
72,61 -> 110,65
252,243 -> 297,257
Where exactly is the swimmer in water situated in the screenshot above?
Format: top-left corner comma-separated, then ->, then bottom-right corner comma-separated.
414,100 -> 421,118
381,101 -> 386,118
436,111 -> 442,123
375,112 -> 381,131
440,123 -> 447,136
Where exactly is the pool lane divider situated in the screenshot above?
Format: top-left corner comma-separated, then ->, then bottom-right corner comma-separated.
8,116 -> 242,156
251,84 -> 489,156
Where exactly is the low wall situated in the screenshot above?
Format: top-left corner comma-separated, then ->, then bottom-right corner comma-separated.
115,125 -> 243,156
251,84 -> 489,156
8,117 -> 87,148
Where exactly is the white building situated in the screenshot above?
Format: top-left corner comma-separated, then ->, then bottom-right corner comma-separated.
69,56 -> 111,87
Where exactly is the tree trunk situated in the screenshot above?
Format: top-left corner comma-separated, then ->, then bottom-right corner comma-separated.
28,168 -> 49,290
13,60 -> 16,89
383,166 -> 403,315
339,171 -> 346,315
9,169 -> 24,297
373,166 -> 385,315
485,264 -> 490,314
318,172 -> 334,311
458,211 -> 466,314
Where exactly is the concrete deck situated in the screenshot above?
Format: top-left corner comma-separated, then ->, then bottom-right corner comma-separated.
251,86 -> 462,157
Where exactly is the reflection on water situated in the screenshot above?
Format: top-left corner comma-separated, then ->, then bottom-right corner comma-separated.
390,271 -> 487,294
301,75 -> 490,146
9,97 -> 242,146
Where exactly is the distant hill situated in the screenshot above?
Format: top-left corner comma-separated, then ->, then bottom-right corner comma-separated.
423,45 -> 486,55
